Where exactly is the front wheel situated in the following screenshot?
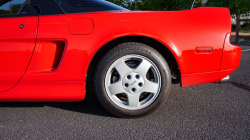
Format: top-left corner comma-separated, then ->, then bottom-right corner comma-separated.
94,43 -> 171,118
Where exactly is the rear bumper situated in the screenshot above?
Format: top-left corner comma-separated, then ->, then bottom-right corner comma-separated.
220,33 -> 241,71
181,33 -> 241,87
181,70 -> 234,87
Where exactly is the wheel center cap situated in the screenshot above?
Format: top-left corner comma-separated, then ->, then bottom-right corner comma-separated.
122,72 -> 144,94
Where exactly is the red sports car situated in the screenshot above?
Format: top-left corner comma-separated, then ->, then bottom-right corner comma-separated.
0,0 -> 241,117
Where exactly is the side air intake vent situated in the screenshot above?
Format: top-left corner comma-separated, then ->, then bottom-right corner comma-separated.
31,41 -> 65,73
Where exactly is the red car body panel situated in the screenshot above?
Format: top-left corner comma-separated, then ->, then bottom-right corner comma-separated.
220,33 -> 241,71
0,16 -> 38,92
0,81 -> 85,101
0,7 -> 241,101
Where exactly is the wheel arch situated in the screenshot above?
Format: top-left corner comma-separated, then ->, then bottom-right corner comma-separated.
86,35 -> 181,91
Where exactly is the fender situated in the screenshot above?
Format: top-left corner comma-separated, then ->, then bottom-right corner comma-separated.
92,33 -> 182,70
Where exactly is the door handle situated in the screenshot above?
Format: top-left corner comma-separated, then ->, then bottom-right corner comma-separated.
19,24 -> 24,29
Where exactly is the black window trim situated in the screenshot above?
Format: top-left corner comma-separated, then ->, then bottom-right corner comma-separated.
53,0 -> 66,14
30,0 -> 65,16
53,0 -> 128,14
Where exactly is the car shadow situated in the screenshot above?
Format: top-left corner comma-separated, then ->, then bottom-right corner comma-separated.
0,92 -> 116,118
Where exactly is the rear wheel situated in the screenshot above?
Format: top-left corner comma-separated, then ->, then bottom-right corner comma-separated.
94,43 -> 171,118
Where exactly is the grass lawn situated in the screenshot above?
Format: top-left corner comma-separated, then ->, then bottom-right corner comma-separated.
232,28 -> 250,33
240,38 -> 250,44
232,24 -> 250,33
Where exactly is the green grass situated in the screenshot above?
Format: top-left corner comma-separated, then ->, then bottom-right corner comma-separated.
240,30 -> 250,33
232,28 -> 250,33
240,38 -> 250,44
232,24 -> 250,33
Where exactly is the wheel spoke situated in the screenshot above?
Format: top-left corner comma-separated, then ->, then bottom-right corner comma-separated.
143,80 -> 159,94
108,81 -> 125,96
135,59 -> 152,77
114,60 -> 131,78
128,93 -> 140,107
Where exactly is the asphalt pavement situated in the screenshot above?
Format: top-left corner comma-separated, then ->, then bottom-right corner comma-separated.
0,45 -> 250,139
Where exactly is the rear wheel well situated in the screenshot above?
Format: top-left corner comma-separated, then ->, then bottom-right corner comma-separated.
86,36 -> 181,91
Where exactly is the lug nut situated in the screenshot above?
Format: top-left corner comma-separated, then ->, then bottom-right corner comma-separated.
125,83 -> 129,87
138,83 -> 143,87
127,75 -> 131,79
132,88 -> 136,92
136,74 -> 140,79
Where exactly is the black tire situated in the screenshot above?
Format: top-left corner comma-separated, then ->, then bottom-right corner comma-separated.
94,42 -> 171,118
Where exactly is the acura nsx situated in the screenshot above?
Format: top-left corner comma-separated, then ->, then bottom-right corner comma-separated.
0,0 -> 241,117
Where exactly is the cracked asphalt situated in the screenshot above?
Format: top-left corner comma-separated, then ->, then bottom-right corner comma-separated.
0,45 -> 249,139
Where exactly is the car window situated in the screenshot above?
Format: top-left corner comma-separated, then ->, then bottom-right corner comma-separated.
0,0 -> 26,15
54,0 -> 128,14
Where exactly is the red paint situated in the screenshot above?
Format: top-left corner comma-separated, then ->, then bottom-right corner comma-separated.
220,33 -> 241,71
0,81 -> 85,101
0,17 -> 38,92
68,18 -> 94,35
181,70 -> 234,87
0,7 -> 240,101
31,41 -> 65,73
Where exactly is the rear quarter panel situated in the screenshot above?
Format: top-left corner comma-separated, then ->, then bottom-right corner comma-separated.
21,7 -> 231,82
7,7 -> 232,101
2,8 -> 234,101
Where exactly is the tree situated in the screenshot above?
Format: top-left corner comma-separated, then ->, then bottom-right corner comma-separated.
107,0 -> 202,11
107,0 -> 249,15
10,3 -> 22,14
0,3 -> 22,15
0,9 -> 9,14
205,0 -> 250,15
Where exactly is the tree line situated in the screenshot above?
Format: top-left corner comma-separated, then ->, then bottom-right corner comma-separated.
0,3 -> 22,15
107,0 -> 250,15
1,1 -> 249,16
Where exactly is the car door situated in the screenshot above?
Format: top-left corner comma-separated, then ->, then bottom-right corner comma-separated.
0,0 -> 38,92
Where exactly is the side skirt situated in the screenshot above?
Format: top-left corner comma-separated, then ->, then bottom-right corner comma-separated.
0,81 -> 85,102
